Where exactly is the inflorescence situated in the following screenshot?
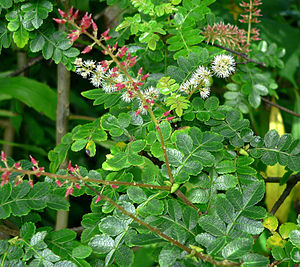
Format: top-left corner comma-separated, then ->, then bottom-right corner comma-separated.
54,7 -> 236,115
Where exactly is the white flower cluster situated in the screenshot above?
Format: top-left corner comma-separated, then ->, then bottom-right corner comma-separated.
211,54 -> 235,78
137,86 -> 160,114
179,54 -> 235,99
74,58 -> 124,93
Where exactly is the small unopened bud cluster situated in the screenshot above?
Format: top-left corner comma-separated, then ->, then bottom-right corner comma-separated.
0,152 -> 45,187
202,22 -> 249,53
55,161 -> 82,197
202,1 -> 261,53
179,54 -> 235,99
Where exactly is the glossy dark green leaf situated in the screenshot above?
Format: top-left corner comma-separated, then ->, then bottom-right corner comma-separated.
242,253 -> 269,267
88,235 -> 114,254
199,215 -> 226,236
222,238 -> 252,260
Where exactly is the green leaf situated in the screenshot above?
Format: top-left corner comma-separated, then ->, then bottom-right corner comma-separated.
215,174 -> 238,190
204,96 -> 219,111
99,216 -> 126,236
158,121 -> 172,140
183,206 -> 198,230
138,198 -> 164,216
168,199 -> 182,222
127,187 -> 147,204
129,234 -> 164,246
0,77 -> 56,120
198,215 -> 226,236
88,235 -> 114,254
115,245 -> 134,267
222,238 -> 252,260
71,139 -> 88,152
13,27 -> 29,48
290,230 -> 300,248
21,0 -> 53,29
291,248 -> 300,263
159,245 -> 180,267
48,229 -> 77,243
187,188 -> 209,204
279,222 -> 297,239
20,222 -> 35,241
264,129 -> 280,148
0,0 -> 12,8
166,148 -> 183,166
236,216 -> 264,235
72,245 -> 92,259
242,254 -> 269,267
45,194 -> 70,211
242,181 -> 265,208
216,160 -> 236,174
215,195 -> 234,224
130,140 -> 146,153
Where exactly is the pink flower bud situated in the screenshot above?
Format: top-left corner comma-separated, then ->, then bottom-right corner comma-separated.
105,36 -> 112,41
14,162 -> 21,169
113,42 -> 118,50
75,184 -> 81,189
138,67 -> 143,75
65,187 -> 74,197
28,180 -> 34,188
95,195 -> 101,203
72,10 -> 79,20
143,105 -> 148,110
115,83 -> 125,90
56,180 -> 62,187
135,110 -> 141,116
92,20 -> 98,32
102,29 -> 110,37
30,155 -> 37,165
1,151 -> 6,162
58,9 -> 68,18
141,74 -> 149,81
82,45 -> 92,54
68,6 -> 74,17
167,116 -> 175,121
53,18 -> 66,24
163,110 -> 171,117
111,184 -> 119,189
156,126 -> 160,130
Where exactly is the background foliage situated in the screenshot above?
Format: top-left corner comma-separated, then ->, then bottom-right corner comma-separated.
0,0 -> 300,266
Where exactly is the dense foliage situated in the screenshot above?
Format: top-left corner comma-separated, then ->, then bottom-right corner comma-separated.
0,0 -> 300,266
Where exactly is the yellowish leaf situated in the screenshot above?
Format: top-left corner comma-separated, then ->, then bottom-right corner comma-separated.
266,232 -> 286,248
279,222 -> 297,239
263,215 -> 278,232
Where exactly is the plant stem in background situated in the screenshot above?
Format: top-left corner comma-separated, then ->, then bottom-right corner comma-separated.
55,0 -> 71,230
